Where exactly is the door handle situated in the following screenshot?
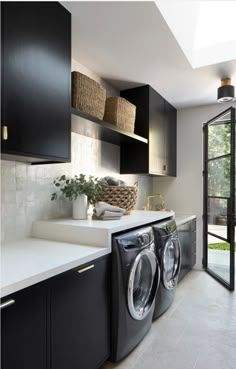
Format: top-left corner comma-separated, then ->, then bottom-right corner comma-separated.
1,126 -> 8,141
0,299 -> 15,310
77,264 -> 94,274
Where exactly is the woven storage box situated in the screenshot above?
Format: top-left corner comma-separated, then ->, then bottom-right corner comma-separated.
72,71 -> 106,119
100,183 -> 138,214
104,97 -> 136,133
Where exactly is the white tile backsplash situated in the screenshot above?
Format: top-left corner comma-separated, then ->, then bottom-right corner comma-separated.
1,132 -> 152,243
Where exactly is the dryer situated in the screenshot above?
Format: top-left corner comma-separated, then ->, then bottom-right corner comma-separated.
112,226 -> 160,362
152,219 -> 181,320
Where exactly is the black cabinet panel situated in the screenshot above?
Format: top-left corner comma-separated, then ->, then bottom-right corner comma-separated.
50,256 -> 111,369
1,2 -> 71,162
1,284 -> 47,369
178,219 -> 197,282
149,88 -> 165,175
120,85 -> 176,176
120,143 -> 148,174
120,85 -> 149,139
165,100 -> 177,176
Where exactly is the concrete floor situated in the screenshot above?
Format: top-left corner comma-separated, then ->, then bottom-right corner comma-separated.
102,271 -> 236,369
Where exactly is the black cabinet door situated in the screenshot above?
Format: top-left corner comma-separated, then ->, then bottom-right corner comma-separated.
165,100 -> 177,177
120,85 -> 177,176
1,2 -> 71,162
1,284 -> 47,369
120,86 -> 149,174
149,87 -> 166,175
50,256 -> 111,369
178,219 -> 197,282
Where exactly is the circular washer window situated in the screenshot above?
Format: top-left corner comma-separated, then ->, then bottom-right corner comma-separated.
162,237 -> 181,290
127,248 -> 160,320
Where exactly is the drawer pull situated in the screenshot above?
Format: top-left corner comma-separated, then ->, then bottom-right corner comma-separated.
0,299 -> 15,310
1,126 -> 8,141
78,265 -> 94,274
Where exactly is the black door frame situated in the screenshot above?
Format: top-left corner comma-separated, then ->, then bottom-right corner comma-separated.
203,106 -> 235,291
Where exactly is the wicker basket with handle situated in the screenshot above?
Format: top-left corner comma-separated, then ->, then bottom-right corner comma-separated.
104,97 -> 136,133
72,71 -> 106,120
100,182 -> 138,214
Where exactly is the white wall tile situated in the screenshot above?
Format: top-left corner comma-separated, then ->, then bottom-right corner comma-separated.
1,133 -> 152,243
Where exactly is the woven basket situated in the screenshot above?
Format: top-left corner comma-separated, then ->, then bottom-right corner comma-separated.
72,71 -> 106,119
100,183 -> 138,214
104,97 -> 136,133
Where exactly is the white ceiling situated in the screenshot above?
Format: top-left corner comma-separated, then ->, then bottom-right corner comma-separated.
156,0 -> 236,69
62,1 -> 236,109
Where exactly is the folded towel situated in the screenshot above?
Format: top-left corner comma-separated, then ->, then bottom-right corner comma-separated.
99,176 -> 127,187
93,202 -> 126,220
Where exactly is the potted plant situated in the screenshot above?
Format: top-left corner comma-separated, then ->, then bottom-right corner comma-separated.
51,174 -> 103,220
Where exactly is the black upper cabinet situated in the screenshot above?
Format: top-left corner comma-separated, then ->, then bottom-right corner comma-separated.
120,85 -> 177,176
1,284 -> 47,369
164,100 -> 177,176
1,2 -> 71,163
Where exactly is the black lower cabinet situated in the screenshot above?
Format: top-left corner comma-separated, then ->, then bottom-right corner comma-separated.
1,255 -> 111,369
178,219 -> 197,282
1,284 -> 47,369
50,256 -> 111,369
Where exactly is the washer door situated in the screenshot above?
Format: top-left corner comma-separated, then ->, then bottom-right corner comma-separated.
162,236 -> 181,290
127,248 -> 160,320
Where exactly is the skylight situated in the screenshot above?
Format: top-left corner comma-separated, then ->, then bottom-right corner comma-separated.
155,0 -> 236,68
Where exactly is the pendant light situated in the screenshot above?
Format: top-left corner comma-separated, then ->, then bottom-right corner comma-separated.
217,78 -> 235,103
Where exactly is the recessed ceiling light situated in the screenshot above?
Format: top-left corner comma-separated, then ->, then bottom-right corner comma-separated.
155,0 -> 236,68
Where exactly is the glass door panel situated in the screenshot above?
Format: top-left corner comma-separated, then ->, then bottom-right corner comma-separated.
208,120 -> 231,159
203,107 -> 235,291
208,198 -> 228,239
207,234 -> 230,284
208,157 -> 230,197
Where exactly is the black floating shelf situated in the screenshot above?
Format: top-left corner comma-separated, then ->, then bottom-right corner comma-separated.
71,107 -> 148,146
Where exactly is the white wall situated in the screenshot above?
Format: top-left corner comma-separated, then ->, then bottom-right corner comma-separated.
1,61 -> 152,243
153,101 -> 236,269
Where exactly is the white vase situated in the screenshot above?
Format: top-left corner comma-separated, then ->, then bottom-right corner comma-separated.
72,194 -> 88,220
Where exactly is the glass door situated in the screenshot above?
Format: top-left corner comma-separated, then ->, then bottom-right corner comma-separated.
203,107 -> 235,290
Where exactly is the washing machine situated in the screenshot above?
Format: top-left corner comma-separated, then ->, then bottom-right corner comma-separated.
152,219 -> 181,320
111,226 -> 160,362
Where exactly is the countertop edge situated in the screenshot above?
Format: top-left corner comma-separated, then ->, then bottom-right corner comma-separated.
1,246 -> 110,299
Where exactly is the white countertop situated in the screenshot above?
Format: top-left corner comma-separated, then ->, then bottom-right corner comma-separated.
175,214 -> 197,227
1,238 -> 109,298
32,210 -> 175,247
1,210 -> 196,299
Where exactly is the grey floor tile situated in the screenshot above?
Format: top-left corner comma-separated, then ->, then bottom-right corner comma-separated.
101,271 -> 236,369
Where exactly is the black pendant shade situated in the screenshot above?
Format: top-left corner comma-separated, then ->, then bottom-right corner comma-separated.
217,78 -> 235,103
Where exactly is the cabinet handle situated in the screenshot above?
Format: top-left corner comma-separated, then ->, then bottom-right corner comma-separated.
163,164 -> 167,172
0,299 -> 15,310
1,126 -> 8,141
77,264 -> 94,274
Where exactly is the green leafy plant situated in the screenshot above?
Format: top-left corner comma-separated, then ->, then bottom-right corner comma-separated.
51,174 -> 104,205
